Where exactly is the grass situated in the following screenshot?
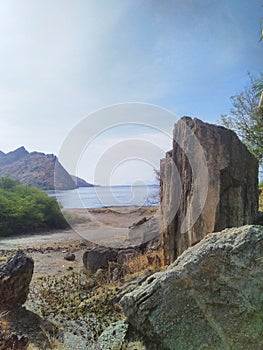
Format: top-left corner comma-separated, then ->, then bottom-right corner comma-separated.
123,249 -> 164,279
27,270 -> 124,346
1,235 -> 163,349
28,339 -> 63,350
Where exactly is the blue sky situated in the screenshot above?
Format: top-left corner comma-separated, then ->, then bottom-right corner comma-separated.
0,0 -> 262,184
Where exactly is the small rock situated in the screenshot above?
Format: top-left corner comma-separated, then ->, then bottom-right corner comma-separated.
64,253 -> 76,261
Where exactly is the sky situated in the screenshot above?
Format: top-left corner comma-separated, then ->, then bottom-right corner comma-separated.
0,0 -> 262,184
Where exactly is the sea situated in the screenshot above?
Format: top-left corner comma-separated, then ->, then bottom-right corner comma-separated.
48,185 -> 160,209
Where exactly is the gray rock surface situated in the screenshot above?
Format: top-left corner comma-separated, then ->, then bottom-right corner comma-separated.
126,213 -> 161,249
161,117 -> 259,263
121,225 -> 263,350
64,253 -> 76,261
63,333 -> 87,350
0,250 -> 34,308
95,319 -> 148,350
83,246 -> 118,273
96,320 -> 128,350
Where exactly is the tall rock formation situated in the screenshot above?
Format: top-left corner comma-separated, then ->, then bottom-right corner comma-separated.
161,117 -> 258,264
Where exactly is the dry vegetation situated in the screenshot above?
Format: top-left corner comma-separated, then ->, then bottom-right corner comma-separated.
122,248 -> 164,279
259,186 -> 263,212
0,248 -> 163,350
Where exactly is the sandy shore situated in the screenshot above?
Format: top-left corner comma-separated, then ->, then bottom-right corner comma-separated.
0,206 -> 158,248
0,206 -> 158,278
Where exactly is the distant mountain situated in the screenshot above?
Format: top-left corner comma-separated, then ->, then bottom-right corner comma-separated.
0,147 -> 93,190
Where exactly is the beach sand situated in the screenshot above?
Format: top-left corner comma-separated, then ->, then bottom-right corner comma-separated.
0,206 -> 158,278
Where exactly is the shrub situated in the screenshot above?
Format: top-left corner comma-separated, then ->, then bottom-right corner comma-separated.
0,176 -> 68,236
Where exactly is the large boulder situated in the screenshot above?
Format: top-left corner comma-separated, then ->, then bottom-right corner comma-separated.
0,250 -> 34,308
121,225 -> 263,350
161,117 -> 259,264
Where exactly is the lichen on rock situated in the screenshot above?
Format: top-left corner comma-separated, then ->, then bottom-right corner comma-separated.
121,225 -> 263,350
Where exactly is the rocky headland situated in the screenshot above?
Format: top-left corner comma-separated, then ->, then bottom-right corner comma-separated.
0,147 -> 93,190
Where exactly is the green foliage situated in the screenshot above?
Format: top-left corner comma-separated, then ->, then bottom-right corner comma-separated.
221,74 -> 263,165
0,176 -> 20,190
0,176 -> 68,236
254,81 -> 263,98
259,179 -> 263,188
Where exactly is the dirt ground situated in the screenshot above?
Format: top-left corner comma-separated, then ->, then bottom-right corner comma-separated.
0,206 -> 158,279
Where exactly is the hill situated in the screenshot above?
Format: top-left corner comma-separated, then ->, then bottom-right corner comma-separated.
0,147 -> 92,190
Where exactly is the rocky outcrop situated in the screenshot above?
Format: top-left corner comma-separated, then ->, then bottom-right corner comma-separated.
0,250 -> 34,308
0,147 -> 77,190
121,225 -> 263,350
126,213 -> 161,249
161,117 -> 259,264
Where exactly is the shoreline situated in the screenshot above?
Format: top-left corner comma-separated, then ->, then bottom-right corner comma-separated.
0,206 -> 159,279
0,206 -> 158,249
